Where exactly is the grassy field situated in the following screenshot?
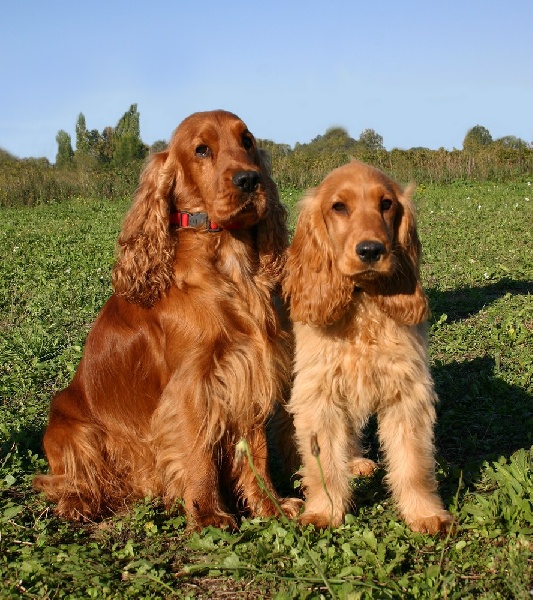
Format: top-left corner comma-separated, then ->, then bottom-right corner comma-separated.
1,181 -> 532,598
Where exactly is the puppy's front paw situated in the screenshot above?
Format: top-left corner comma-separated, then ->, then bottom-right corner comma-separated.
348,457 -> 377,477
408,511 -> 454,534
298,511 -> 342,529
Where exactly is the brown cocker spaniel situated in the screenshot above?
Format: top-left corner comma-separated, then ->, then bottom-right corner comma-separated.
34,110 -> 300,529
283,160 -> 453,534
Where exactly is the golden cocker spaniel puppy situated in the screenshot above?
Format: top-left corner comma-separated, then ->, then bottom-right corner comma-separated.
34,110 -> 300,530
283,160 -> 452,534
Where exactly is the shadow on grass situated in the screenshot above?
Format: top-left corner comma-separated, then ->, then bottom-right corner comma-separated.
427,277 -> 532,323
0,416 -> 46,472
434,355 -> 532,500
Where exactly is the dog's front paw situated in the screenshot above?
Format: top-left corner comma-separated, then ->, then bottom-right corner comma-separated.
408,511 -> 454,534
279,497 -> 304,519
249,496 -> 303,520
298,511 -> 342,529
186,510 -> 238,533
348,457 -> 377,477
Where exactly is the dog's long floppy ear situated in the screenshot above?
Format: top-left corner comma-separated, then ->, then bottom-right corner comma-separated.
112,150 -> 177,306
283,192 -> 354,326
371,184 -> 430,325
255,149 -> 289,287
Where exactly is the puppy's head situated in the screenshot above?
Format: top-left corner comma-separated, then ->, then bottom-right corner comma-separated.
283,160 -> 429,326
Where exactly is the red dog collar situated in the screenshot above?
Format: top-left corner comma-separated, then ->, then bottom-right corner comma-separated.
170,211 -> 221,231
170,210 -> 245,231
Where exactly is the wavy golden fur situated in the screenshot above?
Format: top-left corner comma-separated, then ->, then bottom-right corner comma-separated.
34,110 -> 300,529
283,160 -> 452,534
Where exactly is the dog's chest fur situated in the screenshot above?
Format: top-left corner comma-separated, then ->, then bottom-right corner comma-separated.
293,298 -> 431,413
159,231 -> 286,434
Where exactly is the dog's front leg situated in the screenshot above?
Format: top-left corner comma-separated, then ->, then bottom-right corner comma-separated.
151,378 -> 236,532
290,380 -> 354,528
378,390 -> 453,534
232,428 -> 302,520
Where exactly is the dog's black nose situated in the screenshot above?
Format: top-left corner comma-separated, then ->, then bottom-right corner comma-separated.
232,170 -> 260,193
356,240 -> 386,263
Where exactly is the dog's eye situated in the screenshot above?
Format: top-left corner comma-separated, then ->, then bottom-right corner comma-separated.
332,202 -> 347,214
195,145 -> 210,158
242,135 -> 254,150
381,199 -> 393,211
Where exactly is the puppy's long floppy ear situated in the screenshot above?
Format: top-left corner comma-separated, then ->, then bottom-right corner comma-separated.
112,151 -> 177,306
283,192 -> 354,326
371,184 -> 430,325
255,149 -> 289,286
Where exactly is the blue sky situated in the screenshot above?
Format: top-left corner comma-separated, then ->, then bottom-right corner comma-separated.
1,0 -> 532,162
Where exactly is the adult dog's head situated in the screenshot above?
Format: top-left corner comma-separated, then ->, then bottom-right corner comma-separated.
167,110 -> 273,228
112,110 -> 287,306
283,160 -> 429,326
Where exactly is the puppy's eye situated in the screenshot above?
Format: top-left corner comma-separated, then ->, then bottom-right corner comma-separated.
195,145 -> 210,158
242,134 -> 254,150
332,202 -> 347,214
381,199 -> 393,211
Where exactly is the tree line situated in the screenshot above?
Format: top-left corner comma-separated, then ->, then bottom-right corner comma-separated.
55,104 -> 156,169
1,106 -> 531,207
266,124 -> 532,188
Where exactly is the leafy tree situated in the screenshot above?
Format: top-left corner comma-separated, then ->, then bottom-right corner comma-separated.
55,130 -> 74,168
291,125 -> 384,157
463,125 -> 493,152
75,113 -> 89,156
112,104 -> 148,166
113,135 -> 146,166
150,140 -> 168,154
494,135 -> 528,149
359,128 -> 384,151
114,104 -> 140,140
74,113 -> 100,168
309,127 -> 358,153
98,127 -> 115,163
0,147 -> 18,165
257,139 -> 292,169
86,129 -> 101,158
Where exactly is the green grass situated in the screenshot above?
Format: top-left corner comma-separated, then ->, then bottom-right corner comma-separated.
1,182 -> 532,598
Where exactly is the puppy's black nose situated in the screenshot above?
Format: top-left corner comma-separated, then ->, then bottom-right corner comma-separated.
356,240 -> 386,263
232,170 -> 260,193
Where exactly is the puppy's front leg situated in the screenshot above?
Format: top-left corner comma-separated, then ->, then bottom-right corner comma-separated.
291,383 -> 353,528
378,390 -> 452,534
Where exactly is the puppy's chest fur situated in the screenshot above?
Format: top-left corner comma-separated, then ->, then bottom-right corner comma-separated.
293,299 -> 429,411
